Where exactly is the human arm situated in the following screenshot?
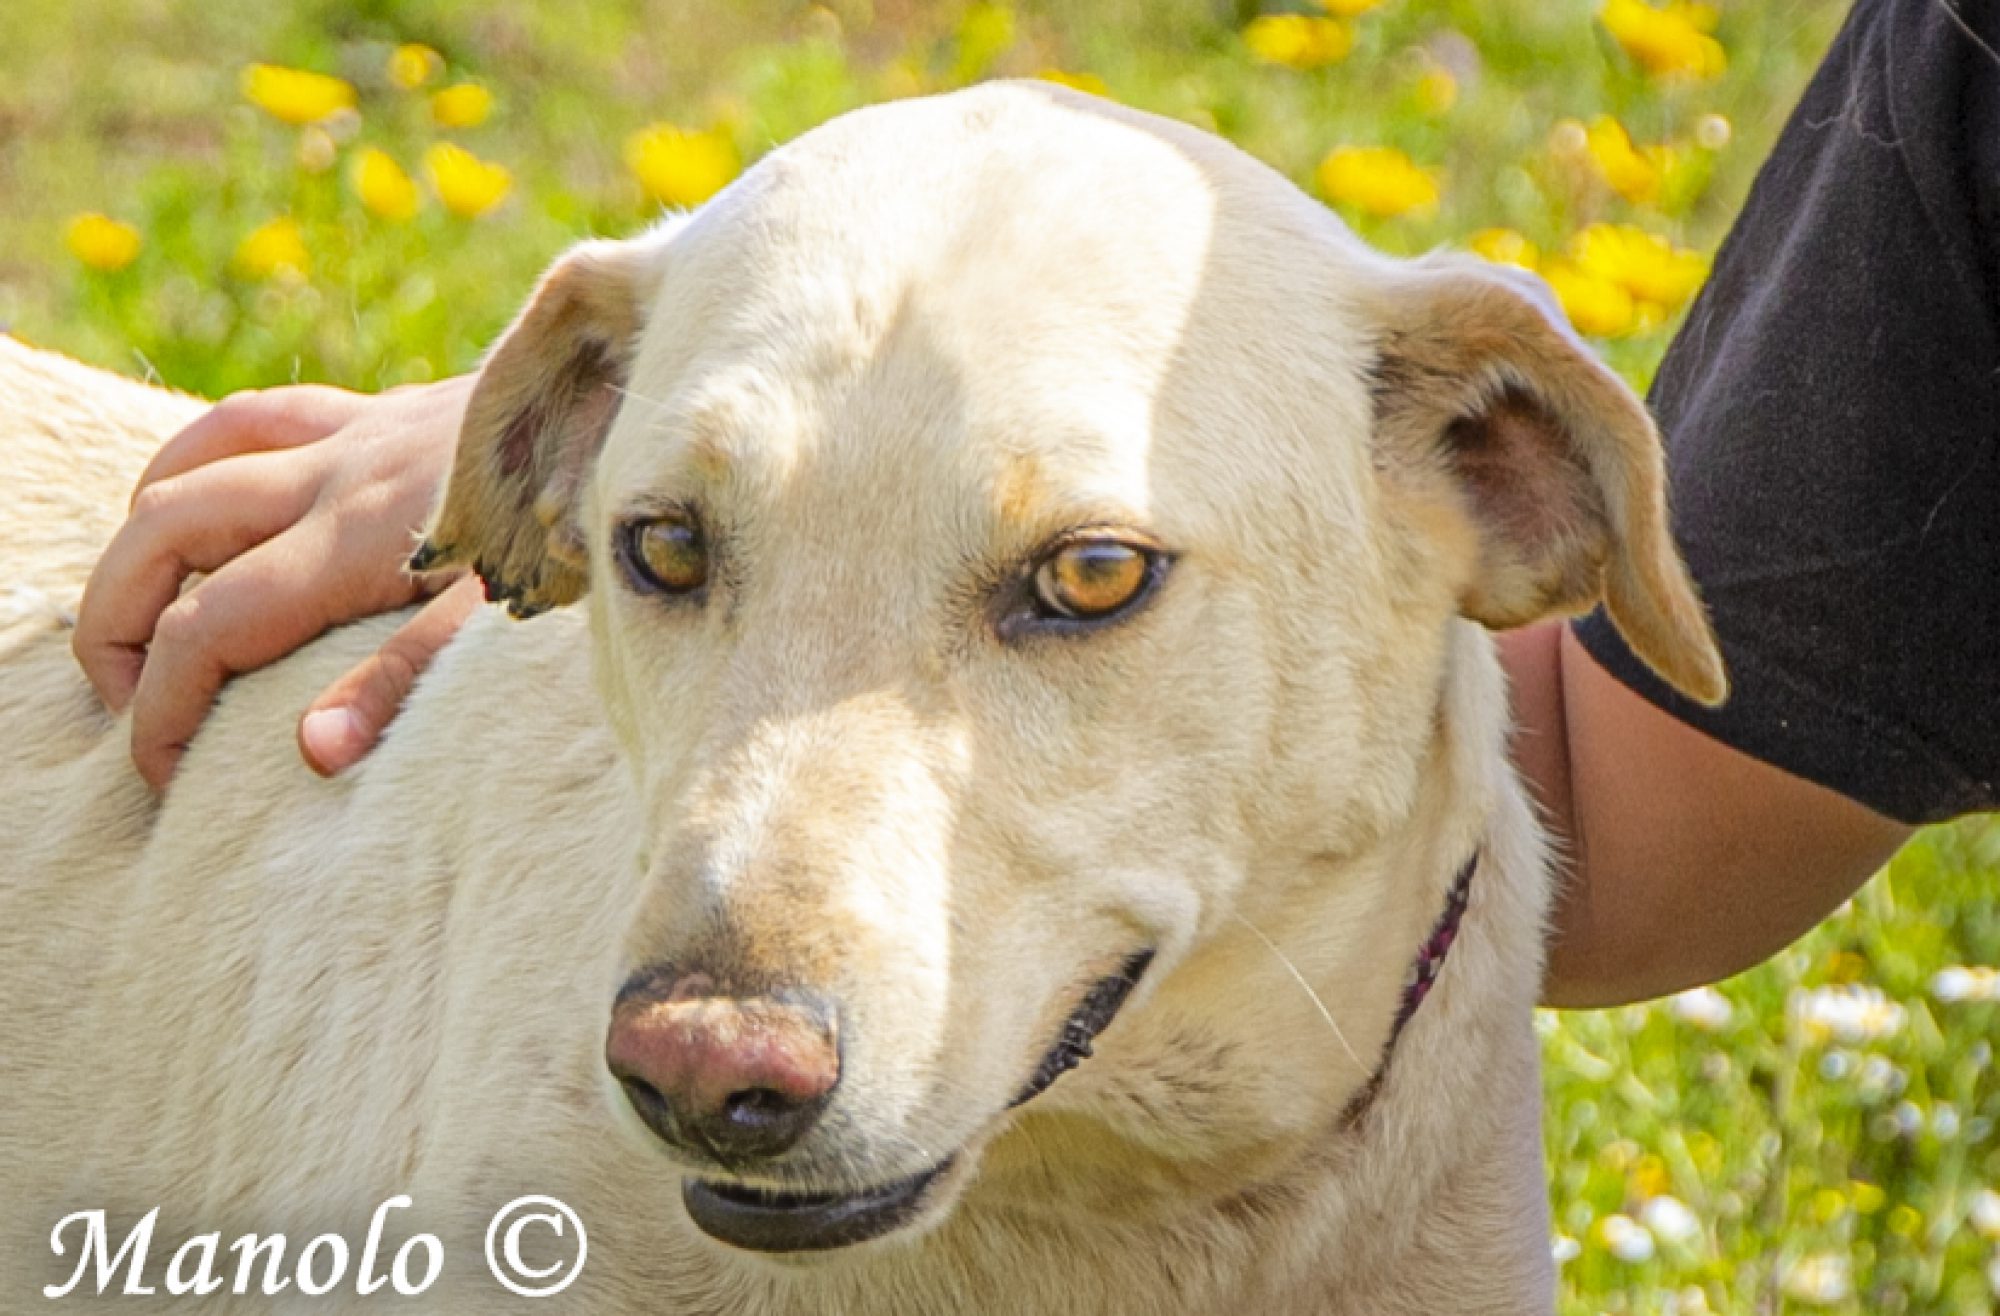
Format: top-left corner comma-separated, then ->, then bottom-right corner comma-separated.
1516,0 -> 2000,1007
1505,623 -> 1912,1008
72,376 -> 479,788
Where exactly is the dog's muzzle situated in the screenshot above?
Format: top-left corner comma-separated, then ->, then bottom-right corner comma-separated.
673,950 -> 1154,1254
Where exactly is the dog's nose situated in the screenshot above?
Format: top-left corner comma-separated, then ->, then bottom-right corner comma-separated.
606,971 -> 839,1165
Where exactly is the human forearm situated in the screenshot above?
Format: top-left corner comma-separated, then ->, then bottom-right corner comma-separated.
1504,623 -> 1913,1008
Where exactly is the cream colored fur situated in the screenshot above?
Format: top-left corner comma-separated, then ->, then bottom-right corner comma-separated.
0,84 -> 1719,1314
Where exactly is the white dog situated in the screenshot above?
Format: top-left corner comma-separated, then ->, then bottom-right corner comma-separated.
0,83 -> 1723,1313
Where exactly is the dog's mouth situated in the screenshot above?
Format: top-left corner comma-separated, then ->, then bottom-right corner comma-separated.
684,1157 -> 957,1254
682,949 -> 1154,1254
1009,949 -> 1155,1108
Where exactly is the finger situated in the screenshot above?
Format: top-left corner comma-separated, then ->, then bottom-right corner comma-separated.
127,519 -> 420,790
134,385 -> 364,499
73,449 -> 323,711
298,574 -> 483,777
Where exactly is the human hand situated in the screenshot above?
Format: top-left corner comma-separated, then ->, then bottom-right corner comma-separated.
73,375 -> 481,788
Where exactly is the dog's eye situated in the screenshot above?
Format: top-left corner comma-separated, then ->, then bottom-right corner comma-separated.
618,513 -> 710,596
1031,539 -> 1158,622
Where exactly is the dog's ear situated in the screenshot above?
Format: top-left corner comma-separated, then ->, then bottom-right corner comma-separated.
416,224 -> 679,616
1368,255 -> 1726,705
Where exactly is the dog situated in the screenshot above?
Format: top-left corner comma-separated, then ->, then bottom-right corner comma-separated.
0,82 -> 1724,1313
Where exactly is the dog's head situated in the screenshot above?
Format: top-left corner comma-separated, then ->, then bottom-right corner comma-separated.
420,84 -> 1722,1255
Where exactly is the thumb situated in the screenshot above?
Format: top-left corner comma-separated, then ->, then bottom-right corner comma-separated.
297,574 -> 484,777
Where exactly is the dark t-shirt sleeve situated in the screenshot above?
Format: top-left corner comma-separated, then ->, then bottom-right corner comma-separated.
1573,0 -> 2000,825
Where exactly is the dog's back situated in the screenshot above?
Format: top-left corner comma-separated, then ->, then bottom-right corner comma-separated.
0,337 -> 195,589
0,339 -> 201,1298
0,341 -> 636,1309
0,338 -> 186,782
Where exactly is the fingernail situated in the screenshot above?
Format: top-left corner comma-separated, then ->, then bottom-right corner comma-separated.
300,706 -> 368,774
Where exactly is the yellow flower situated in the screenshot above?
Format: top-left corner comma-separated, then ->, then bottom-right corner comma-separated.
1542,259 -> 1636,337
1037,68 -> 1109,97
1571,223 -> 1708,311
1467,227 -> 1539,271
240,63 -> 358,127
1317,146 -> 1439,219
388,43 -> 442,91
425,143 -> 512,218
625,124 -> 738,209
879,57 -> 926,100
1585,116 -> 1676,206
430,82 -> 493,129
234,216 -> 309,280
1599,0 -> 1727,81
954,3 -> 1016,81
1245,15 -> 1352,70
352,147 -> 420,222
1321,0 -> 1388,15
1415,67 -> 1458,115
1810,1187 -> 1848,1224
64,213 -> 142,272
1849,1181 -> 1887,1215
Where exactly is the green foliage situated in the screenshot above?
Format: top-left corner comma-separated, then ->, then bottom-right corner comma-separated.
1548,822 -> 2000,1313
3,2 -> 1994,1310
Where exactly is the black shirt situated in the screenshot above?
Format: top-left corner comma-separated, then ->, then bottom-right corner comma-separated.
1575,0 -> 2000,825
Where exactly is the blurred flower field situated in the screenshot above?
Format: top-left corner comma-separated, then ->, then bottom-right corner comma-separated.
1,1 -> 1995,1310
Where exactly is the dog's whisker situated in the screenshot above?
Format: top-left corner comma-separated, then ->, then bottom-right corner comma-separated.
871,1126 -> 943,1172
609,383 -> 674,416
1230,911 -> 1368,1078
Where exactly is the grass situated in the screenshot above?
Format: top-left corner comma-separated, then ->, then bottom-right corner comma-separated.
2,1 -> 1995,1310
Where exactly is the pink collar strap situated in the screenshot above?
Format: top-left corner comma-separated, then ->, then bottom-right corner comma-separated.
1340,851 -> 1478,1127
